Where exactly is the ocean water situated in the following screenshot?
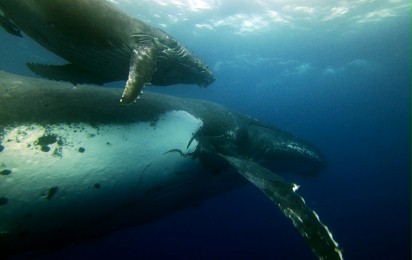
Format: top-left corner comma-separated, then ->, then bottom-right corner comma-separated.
0,1 -> 410,259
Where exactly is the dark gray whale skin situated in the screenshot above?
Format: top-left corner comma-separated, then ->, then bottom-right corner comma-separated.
0,72 -> 341,259
0,0 -> 215,104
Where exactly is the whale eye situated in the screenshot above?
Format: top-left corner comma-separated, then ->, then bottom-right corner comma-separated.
170,38 -> 178,48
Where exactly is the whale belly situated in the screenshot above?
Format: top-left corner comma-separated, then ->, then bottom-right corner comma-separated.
0,110 -> 243,255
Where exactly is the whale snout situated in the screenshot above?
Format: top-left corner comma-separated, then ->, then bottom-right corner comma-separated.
197,68 -> 215,87
182,54 -> 215,87
245,124 -> 326,175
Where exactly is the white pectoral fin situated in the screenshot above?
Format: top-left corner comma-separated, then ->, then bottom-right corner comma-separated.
120,35 -> 157,104
219,154 -> 343,260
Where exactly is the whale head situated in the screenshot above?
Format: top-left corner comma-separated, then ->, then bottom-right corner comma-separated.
242,124 -> 325,175
152,36 -> 215,87
194,121 -> 325,176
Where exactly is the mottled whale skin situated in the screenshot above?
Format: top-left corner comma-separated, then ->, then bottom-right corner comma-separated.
0,72 -> 342,259
0,0 -> 215,104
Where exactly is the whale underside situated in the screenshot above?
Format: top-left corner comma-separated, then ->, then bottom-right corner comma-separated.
0,71 -> 342,259
0,0 -> 215,104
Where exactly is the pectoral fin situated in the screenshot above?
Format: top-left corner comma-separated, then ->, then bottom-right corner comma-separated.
220,155 -> 343,260
120,34 -> 157,104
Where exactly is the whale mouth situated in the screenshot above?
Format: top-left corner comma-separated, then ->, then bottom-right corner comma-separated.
197,70 -> 215,87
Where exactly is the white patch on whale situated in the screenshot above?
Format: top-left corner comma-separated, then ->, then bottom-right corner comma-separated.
0,110 -> 203,239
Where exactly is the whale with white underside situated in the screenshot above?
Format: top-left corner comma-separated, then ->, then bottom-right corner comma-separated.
0,71 -> 342,259
0,0 -> 215,104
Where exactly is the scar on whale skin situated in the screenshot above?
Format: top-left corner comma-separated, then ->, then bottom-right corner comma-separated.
1,169 -> 12,176
43,187 -> 59,200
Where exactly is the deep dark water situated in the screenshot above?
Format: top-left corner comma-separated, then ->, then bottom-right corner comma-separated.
1,1 -> 411,259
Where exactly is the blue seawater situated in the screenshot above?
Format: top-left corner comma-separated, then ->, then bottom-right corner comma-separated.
0,1 -> 410,259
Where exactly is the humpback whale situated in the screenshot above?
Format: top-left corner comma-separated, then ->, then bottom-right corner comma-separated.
0,72 -> 342,259
0,0 -> 215,104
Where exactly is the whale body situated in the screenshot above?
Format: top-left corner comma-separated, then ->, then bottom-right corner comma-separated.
0,71 -> 342,259
0,0 -> 215,104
